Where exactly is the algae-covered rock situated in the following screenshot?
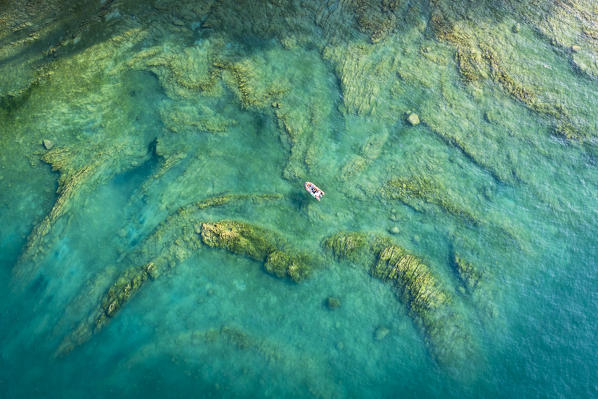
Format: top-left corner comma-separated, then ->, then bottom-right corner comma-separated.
512,23 -> 521,33
374,326 -> 390,341
202,221 -> 313,282
265,250 -> 290,278
381,176 -> 480,225
453,254 -> 481,292
42,139 -> 54,150
373,246 -> 449,314
160,103 -> 237,135
56,262 -> 154,357
99,263 -> 152,323
195,193 -> 283,210
354,0 -> 399,43
201,221 -> 277,261
323,232 -> 370,263
429,3 -> 596,143
264,250 -> 311,282
14,143 -> 136,283
323,232 -> 475,369
340,155 -> 368,181
360,129 -> 389,160
407,113 -> 420,126
325,296 -> 341,310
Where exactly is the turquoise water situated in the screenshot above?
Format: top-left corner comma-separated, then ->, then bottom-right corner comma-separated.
1,0 -> 598,398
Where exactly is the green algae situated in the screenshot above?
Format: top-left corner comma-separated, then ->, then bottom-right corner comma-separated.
160,103 -> 237,135
340,155 -> 369,181
194,193 -> 284,210
379,170 -> 528,253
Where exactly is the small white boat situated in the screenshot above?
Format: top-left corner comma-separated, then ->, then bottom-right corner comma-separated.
305,181 -> 325,201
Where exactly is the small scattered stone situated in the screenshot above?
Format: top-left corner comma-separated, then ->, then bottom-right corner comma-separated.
389,226 -> 400,235
407,113 -> 420,126
374,326 -> 390,341
42,139 -> 54,150
207,288 -> 215,296
512,23 -> 521,33
336,341 -> 344,350
571,45 -> 581,53
325,296 -> 341,310
145,262 -> 158,280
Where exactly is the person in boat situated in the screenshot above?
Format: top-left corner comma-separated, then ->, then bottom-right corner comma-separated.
305,181 -> 325,200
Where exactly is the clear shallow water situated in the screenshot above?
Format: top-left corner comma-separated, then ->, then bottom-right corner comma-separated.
1,0 -> 598,398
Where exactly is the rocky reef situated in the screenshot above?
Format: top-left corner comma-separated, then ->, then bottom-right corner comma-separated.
323,232 -> 477,369
57,197 -> 314,356
201,221 -> 313,282
124,324 -> 343,398
56,262 -> 153,357
380,175 -> 479,225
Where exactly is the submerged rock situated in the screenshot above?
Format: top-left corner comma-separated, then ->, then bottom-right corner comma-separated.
265,250 -> 311,282
325,296 -> 341,310
512,23 -> 521,33
374,326 -> 390,341
453,254 -> 482,292
407,113 -> 420,126
42,139 -> 54,150
201,220 -> 276,261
